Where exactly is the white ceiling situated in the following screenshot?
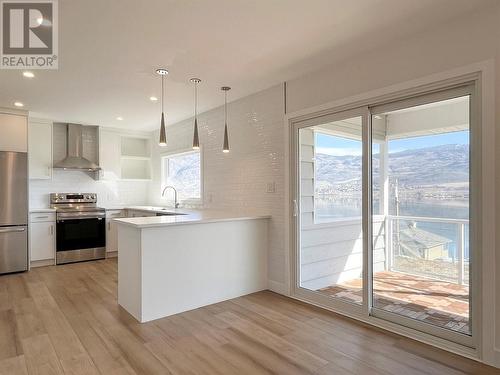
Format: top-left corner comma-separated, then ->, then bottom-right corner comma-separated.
0,0 -> 494,130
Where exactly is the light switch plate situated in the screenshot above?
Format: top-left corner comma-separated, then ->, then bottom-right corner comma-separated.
266,182 -> 276,193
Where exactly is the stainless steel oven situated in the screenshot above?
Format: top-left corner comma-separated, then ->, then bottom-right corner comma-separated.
51,193 -> 106,264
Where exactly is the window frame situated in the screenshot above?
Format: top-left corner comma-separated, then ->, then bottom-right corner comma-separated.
160,147 -> 203,205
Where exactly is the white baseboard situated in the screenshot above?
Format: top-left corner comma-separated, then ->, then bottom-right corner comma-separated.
30,259 -> 55,268
491,348 -> 500,368
268,280 -> 289,296
106,251 -> 118,258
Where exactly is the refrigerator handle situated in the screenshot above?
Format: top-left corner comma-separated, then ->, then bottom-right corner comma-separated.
0,227 -> 26,233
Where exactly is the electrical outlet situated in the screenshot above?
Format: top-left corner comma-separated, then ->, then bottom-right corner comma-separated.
266,182 -> 276,193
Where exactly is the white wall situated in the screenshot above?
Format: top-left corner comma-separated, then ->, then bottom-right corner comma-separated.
286,4 -> 499,114
148,84 -> 286,287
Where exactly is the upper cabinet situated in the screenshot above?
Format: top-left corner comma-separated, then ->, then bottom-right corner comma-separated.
99,129 -> 151,181
120,136 -> 151,180
28,118 -> 53,179
99,129 -> 122,180
121,137 -> 150,158
0,112 -> 28,152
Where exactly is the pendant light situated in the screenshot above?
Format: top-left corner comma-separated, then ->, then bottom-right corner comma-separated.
221,86 -> 231,153
190,78 -> 201,149
156,68 -> 168,147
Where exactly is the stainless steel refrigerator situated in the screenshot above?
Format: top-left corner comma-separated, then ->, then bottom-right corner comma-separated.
0,151 -> 28,274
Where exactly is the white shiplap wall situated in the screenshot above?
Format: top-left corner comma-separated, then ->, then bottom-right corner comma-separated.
149,84 -> 286,287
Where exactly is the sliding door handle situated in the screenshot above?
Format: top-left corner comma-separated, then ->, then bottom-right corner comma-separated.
292,200 -> 299,217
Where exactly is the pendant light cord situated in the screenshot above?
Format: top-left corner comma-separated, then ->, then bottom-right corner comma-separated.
194,81 -> 198,120
224,90 -> 227,124
161,74 -> 164,113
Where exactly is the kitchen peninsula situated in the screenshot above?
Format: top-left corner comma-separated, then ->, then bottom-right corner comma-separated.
114,209 -> 269,323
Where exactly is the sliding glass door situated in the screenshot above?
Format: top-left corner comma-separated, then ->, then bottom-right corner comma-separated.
370,87 -> 474,344
292,84 -> 476,347
297,110 -> 366,312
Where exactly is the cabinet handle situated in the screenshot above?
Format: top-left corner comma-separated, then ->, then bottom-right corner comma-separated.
108,222 -> 110,230
50,225 -> 53,235
47,166 -> 51,177
35,215 -> 49,219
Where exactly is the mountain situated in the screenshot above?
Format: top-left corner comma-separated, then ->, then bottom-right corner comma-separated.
314,144 -> 469,195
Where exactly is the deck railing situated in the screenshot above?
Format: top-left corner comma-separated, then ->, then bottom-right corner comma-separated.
386,215 -> 469,286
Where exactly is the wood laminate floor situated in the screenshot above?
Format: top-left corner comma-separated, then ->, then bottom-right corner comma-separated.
0,258 -> 498,375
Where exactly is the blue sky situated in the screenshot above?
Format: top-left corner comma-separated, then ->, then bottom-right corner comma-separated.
315,130 -> 469,156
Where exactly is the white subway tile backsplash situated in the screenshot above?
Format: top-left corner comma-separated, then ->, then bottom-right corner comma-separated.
29,169 -> 149,209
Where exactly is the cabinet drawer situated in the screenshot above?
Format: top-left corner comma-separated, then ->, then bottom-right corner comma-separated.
30,212 -> 56,223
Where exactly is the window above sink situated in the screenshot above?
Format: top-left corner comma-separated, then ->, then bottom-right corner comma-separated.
160,148 -> 202,205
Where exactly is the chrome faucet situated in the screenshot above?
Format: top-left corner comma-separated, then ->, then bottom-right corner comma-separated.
161,185 -> 179,208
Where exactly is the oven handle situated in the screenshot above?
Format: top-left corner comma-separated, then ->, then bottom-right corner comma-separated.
57,214 -> 105,221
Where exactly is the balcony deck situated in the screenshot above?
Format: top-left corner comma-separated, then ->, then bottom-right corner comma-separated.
319,271 -> 470,334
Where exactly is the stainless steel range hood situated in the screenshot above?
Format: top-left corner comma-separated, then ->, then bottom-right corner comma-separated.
53,124 -> 101,171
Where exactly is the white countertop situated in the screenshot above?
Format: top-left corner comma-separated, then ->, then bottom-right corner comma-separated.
103,205 -> 179,212
114,208 -> 270,228
125,205 -> 183,213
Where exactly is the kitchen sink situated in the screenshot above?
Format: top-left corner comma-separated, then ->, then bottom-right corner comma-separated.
155,211 -> 187,216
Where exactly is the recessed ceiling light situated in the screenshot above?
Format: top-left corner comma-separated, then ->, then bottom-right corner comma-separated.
36,17 -> 52,26
23,71 -> 34,78
14,101 -> 24,107
116,116 -> 123,121
149,96 -> 158,102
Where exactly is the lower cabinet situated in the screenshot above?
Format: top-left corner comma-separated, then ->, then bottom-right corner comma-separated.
29,212 -> 56,266
106,210 -> 124,254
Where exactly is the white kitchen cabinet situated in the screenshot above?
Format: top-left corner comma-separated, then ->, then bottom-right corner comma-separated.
0,112 -> 28,152
120,136 -> 151,180
29,213 -> 56,265
99,129 -> 122,180
106,210 -> 124,254
28,119 -> 52,179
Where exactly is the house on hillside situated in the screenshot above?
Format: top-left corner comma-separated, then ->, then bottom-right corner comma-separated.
396,222 -> 452,260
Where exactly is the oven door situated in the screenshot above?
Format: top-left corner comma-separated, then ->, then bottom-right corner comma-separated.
56,217 -> 106,252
